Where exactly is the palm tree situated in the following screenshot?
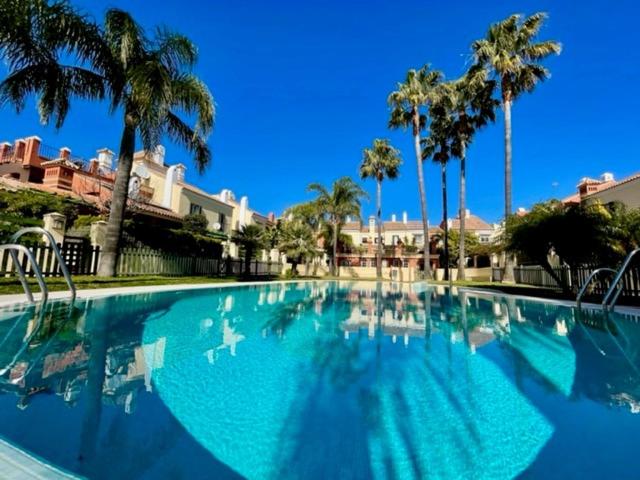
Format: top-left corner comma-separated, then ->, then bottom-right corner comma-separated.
472,12 -> 561,280
0,4 -> 214,277
388,66 -> 443,279
425,69 -> 496,281
308,177 -> 367,276
232,224 -> 265,277
422,129 -> 451,280
359,138 -> 401,279
0,0 -> 107,128
278,220 -> 319,276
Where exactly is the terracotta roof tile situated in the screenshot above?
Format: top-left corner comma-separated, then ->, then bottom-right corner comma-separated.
445,215 -> 493,231
585,172 -> 640,197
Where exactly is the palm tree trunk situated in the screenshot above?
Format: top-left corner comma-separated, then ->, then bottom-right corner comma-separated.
244,247 -> 252,277
458,145 -> 467,281
376,177 -> 383,280
332,220 -> 339,277
502,88 -> 515,283
441,161 -> 449,281
97,113 -> 136,277
412,108 -> 431,280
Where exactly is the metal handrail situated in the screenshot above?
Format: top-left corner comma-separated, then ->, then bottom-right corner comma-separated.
0,245 -> 48,304
10,227 -> 76,302
602,248 -> 640,312
576,267 -> 616,309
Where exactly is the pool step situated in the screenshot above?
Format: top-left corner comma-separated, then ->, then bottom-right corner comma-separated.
0,438 -> 82,479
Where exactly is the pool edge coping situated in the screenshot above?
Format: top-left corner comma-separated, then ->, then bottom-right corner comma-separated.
0,278 -> 638,315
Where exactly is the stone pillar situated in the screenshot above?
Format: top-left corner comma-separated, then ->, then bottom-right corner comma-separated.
0,142 -> 12,161
23,136 -> 42,167
90,221 -> 108,248
59,147 -> 71,160
42,212 -> 66,245
14,139 -> 26,161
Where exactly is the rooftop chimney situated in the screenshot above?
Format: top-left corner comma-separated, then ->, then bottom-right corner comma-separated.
391,213 -> 397,222
402,211 -> 407,224
152,145 -> 165,165
239,196 -> 249,228
175,163 -> 186,182
465,209 -> 470,219
601,172 -> 614,182
97,148 -> 114,169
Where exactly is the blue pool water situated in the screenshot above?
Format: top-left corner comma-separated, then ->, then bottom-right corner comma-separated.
0,281 -> 639,479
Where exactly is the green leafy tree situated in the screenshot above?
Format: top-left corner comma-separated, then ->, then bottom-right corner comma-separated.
278,220 -> 319,276
424,67 -> 497,280
388,65 -> 443,279
232,224 -> 265,277
504,201 -> 627,294
473,12 -> 561,280
182,213 -> 208,235
0,2 -> 215,277
284,201 -> 323,232
308,177 -> 367,276
438,229 -> 481,267
359,138 -> 402,279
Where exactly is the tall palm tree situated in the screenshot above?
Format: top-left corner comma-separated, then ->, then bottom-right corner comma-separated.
422,129 -> 451,281
232,224 -> 265,277
472,12 -> 561,280
308,177 -> 367,276
0,3 -> 214,277
359,138 -> 402,279
425,68 -> 497,281
388,66 -> 443,279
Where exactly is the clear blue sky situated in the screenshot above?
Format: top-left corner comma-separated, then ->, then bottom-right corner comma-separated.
1,0 -> 638,223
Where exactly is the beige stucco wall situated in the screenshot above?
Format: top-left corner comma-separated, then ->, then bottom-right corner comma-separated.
434,267 -> 492,281
177,187 -> 233,233
587,179 -> 640,209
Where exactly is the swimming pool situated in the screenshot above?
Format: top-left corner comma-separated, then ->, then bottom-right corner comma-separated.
0,280 -> 639,479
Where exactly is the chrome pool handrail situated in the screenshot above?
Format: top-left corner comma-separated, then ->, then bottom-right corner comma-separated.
10,227 -> 76,302
576,267 -> 616,309
0,244 -> 48,304
602,248 -> 640,313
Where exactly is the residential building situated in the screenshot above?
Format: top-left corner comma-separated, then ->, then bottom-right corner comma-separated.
444,209 -> 498,245
338,211 -> 442,273
0,135 -> 271,258
562,171 -> 640,209
131,147 -> 233,236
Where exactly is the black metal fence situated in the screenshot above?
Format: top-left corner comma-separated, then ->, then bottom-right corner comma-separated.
1,243 -> 281,278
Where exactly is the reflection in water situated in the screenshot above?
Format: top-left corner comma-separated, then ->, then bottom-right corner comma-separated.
0,282 -> 639,479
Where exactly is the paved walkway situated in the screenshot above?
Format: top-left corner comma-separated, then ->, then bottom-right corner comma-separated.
0,438 -> 80,479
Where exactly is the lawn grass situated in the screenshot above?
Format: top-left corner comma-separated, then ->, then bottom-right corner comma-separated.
0,275 -> 243,295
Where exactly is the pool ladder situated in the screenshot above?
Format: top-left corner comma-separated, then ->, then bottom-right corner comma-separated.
1,227 -> 76,304
576,248 -> 640,313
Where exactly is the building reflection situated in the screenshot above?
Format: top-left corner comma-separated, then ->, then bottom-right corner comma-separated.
1,281 -> 640,418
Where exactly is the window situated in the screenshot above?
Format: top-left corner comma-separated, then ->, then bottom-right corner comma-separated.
403,259 -> 409,268
360,258 -> 367,267
190,203 -> 203,214
370,259 -> 376,267
414,234 -> 424,245
479,235 -> 490,243
392,235 -> 400,245
362,237 -> 368,244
